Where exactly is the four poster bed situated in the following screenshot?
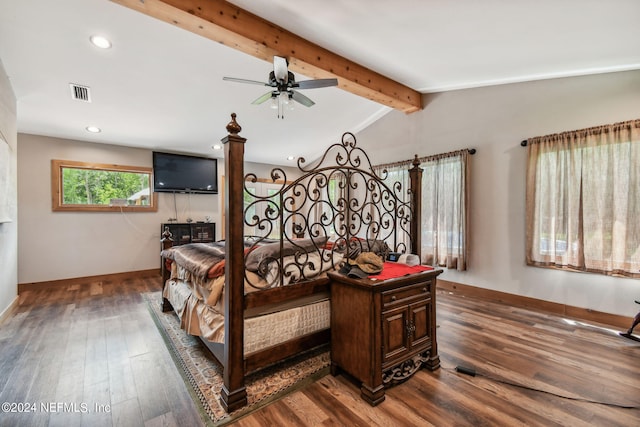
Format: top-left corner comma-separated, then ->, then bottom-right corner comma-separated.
160,114 -> 435,411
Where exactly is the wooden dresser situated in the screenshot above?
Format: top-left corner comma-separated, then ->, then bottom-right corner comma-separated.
161,222 -> 216,246
328,268 -> 442,405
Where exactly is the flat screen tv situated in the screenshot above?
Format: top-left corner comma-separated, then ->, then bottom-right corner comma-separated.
153,151 -> 218,194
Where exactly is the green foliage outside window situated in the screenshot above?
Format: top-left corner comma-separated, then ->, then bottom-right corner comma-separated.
62,167 -> 150,205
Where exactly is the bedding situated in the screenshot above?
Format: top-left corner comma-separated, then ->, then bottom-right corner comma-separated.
345,237 -> 391,260
161,238 -> 342,350
162,241 -> 226,280
161,240 -> 255,281
163,239 -> 342,305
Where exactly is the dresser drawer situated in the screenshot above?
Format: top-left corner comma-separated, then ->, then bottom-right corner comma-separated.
382,281 -> 431,307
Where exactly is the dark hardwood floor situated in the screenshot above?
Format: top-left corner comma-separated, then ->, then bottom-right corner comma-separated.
1,276 -> 639,426
0,277 -> 204,427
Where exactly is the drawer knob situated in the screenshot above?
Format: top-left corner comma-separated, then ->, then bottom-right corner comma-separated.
422,287 -> 427,292
391,295 -> 397,301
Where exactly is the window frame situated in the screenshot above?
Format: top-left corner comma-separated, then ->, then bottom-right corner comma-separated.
51,159 -> 158,212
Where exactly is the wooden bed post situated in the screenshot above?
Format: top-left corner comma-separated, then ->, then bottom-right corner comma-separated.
409,154 -> 440,369
220,113 -> 248,412
409,154 -> 422,258
160,226 -> 174,312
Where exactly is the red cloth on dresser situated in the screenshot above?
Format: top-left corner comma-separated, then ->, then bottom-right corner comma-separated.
369,261 -> 433,280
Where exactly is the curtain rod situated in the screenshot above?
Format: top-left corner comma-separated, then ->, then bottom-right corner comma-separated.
374,148 -> 476,170
520,118 -> 640,148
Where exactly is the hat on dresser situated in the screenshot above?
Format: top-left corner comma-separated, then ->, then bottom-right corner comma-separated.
339,264 -> 369,279
348,251 -> 384,274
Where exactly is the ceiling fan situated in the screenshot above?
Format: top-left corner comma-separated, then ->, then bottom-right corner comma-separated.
223,56 -> 338,118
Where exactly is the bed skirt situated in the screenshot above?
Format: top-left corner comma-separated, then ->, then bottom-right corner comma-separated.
163,279 -> 330,356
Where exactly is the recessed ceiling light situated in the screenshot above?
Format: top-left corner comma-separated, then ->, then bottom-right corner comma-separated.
212,144 -> 222,150
90,35 -> 112,49
287,155 -> 295,161
86,126 -> 101,133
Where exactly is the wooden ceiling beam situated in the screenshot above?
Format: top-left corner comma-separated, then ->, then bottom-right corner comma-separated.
111,0 -> 422,113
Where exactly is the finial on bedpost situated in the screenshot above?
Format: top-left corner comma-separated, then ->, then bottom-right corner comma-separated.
411,154 -> 421,169
226,113 -> 242,135
161,226 -> 174,250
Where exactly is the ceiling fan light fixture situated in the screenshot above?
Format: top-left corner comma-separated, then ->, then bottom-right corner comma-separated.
270,97 -> 278,109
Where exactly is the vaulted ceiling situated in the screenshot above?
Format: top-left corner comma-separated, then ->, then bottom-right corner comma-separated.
1,0 -> 639,165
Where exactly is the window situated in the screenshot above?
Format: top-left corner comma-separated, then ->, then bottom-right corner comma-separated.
51,159 -> 157,212
375,149 -> 470,270
525,119 -> 640,277
421,153 -> 468,270
244,179 -> 291,238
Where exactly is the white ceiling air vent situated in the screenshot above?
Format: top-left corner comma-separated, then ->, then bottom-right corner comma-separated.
70,83 -> 91,102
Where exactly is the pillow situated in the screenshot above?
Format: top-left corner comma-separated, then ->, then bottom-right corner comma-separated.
347,238 -> 391,260
245,236 -> 329,273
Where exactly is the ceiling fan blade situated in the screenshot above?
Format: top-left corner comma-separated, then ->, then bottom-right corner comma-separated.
290,90 -> 315,107
294,78 -> 338,90
252,91 -> 276,105
223,76 -> 271,86
273,56 -> 289,83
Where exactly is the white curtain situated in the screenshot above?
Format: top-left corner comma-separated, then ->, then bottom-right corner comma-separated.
374,150 -> 470,270
372,163 -> 411,252
526,119 -> 640,277
420,151 -> 469,270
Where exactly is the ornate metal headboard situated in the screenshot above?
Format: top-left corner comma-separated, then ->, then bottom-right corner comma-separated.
243,132 -> 415,288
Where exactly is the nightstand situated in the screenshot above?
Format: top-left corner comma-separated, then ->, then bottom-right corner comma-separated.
328,268 -> 442,405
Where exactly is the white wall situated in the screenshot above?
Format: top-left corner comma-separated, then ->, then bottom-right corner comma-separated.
17,134 -> 299,284
357,70 -> 640,317
0,59 -> 17,318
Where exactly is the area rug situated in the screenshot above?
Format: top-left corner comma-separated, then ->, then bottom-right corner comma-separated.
143,292 -> 330,426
